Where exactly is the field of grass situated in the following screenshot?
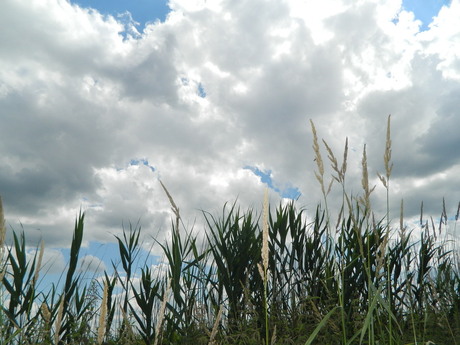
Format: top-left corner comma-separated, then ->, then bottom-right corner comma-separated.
1,116 -> 459,345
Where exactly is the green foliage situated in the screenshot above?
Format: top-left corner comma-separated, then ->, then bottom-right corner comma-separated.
1,117 -> 459,344
204,202 -> 263,328
0,198 -> 458,345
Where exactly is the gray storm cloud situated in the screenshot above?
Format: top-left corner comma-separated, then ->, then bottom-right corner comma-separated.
0,0 -> 459,249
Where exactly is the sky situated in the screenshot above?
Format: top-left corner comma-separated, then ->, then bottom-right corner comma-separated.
1,0 -> 459,282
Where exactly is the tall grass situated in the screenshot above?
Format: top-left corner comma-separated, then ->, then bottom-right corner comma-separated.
0,117 -> 459,344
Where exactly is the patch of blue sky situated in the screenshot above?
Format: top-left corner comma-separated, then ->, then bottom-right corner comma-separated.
244,166 -> 301,200
69,1 -> 451,35
180,77 -> 206,98
84,240 -> 158,273
401,0 -> 451,31
37,240 -> 160,295
197,83 -> 207,98
281,186 -> 301,200
70,0 -> 170,32
129,158 -> 155,172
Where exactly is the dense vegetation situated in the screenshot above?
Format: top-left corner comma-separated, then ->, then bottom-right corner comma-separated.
1,117 -> 459,344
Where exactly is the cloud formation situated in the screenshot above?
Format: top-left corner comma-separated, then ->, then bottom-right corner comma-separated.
1,0 -> 459,250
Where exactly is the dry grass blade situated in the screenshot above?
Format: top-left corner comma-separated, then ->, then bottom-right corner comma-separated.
208,304 -> 223,345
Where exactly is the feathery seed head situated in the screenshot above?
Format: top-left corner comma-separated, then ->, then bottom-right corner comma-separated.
55,295 -> 65,345
322,139 -> 340,180
97,281 -> 108,345
41,303 -> 51,324
154,278 -> 172,345
399,199 -> 406,242
360,144 -> 375,212
261,188 -> 269,277
341,137 -> 348,178
310,120 -> 324,181
33,239 -> 45,286
384,115 -> 393,179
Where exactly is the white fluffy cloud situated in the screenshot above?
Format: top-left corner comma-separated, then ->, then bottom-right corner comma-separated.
1,0 -> 459,250
79,254 -> 106,273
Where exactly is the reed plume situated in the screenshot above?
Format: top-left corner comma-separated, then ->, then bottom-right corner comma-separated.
261,188 -> 269,280
54,295 -> 65,345
153,278 -> 171,345
360,144 -> 375,215
41,302 -> 51,325
40,302 -> 52,342
259,188 -> 270,345
160,180 -> 181,235
310,120 -> 325,195
97,281 -> 108,345
33,239 -> 45,286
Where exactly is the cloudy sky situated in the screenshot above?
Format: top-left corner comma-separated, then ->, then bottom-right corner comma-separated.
1,0 -> 459,275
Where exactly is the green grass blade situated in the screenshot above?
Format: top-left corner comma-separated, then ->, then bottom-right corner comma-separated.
304,306 -> 340,345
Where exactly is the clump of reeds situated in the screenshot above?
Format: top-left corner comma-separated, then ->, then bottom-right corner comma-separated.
0,117 -> 459,345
